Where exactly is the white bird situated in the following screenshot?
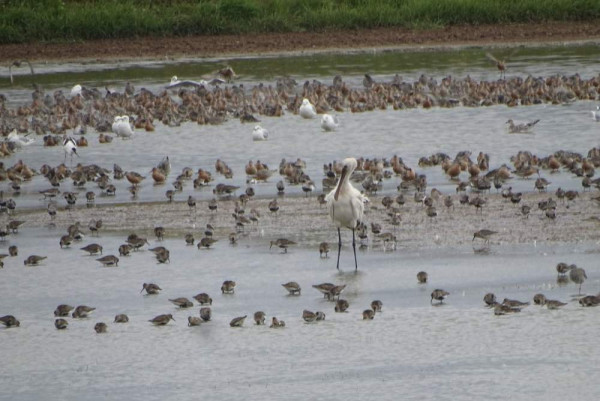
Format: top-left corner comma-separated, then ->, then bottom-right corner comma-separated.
252,125 -> 269,141
321,114 -> 339,131
62,135 -> 78,165
70,84 -> 82,98
111,116 -> 122,134
299,98 -> 317,119
591,106 -> 600,121
166,75 -> 224,89
115,115 -> 134,139
325,157 -> 367,270
6,130 -> 34,148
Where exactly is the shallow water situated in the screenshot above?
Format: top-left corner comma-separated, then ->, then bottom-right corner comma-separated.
1,45 -> 600,400
0,229 -> 599,401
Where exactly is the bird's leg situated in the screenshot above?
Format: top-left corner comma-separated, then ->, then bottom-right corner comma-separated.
352,228 -> 357,271
336,227 -> 341,270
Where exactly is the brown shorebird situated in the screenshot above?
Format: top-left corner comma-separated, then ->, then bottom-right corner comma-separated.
312,283 -> 335,298
431,289 -> 449,304
327,284 -> 347,301
533,294 -> 547,306
221,280 -> 236,294
545,300 -> 567,310
319,242 -> 330,258
556,262 -> 572,276
54,304 -> 74,317
96,255 -> 119,267
94,322 -> 108,333
55,318 -> 68,330
169,297 -> 193,308
473,229 -> 497,245
0,315 -> 20,327
24,255 -> 47,266
579,295 -> 600,307
119,244 -> 132,256
188,316 -> 202,326
140,283 -> 162,295
193,293 -> 212,305
282,281 -> 301,295
149,314 -> 175,326
81,243 -> 103,255
114,314 -> 129,323
270,238 -> 296,253
200,307 -> 212,321
417,271 -> 428,284
125,171 -> 145,186
485,52 -> 510,79
302,310 -> 317,322
253,311 -> 266,325
494,304 -> 521,315
72,305 -> 95,318
569,266 -> 587,294
59,235 -> 72,249
198,237 -> 217,249
483,293 -> 497,307
230,315 -> 247,327
270,317 -> 285,328
334,299 -> 349,312
371,300 -> 383,312
362,309 -> 375,320
502,298 -> 529,309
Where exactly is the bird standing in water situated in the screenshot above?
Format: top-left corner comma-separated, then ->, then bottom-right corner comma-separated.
325,157 -> 367,270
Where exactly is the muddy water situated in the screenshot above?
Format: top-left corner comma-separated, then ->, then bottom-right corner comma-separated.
1,45 -> 600,400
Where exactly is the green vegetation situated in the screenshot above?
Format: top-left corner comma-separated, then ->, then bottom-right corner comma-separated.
1,0 -> 599,44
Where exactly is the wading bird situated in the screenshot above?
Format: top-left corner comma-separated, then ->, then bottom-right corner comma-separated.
325,157 -> 367,270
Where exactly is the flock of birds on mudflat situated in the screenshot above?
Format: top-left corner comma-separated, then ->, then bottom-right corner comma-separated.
2,55 -> 600,333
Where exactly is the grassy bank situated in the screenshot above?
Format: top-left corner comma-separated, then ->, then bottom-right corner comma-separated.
1,0 -> 599,44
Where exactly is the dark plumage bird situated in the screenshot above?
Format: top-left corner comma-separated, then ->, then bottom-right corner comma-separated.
431,289 -> 449,304
0,315 -> 20,327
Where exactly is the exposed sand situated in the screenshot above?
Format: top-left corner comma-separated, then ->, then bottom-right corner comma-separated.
14,190 -> 600,250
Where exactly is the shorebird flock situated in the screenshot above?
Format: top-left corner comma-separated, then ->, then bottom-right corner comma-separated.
1,68 -> 600,333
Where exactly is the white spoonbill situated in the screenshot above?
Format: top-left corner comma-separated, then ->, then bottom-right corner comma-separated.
321,114 -> 339,131
325,157 -> 367,270
252,125 -> 269,141
62,135 -> 78,165
299,98 -> 317,119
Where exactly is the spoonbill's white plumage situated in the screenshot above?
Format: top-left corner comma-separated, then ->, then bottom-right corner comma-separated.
325,157 -> 367,270
252,125 -> 269,141
62,135 -> 78,164
321,114 -> 339,131
70,84 -> 82,98
591,106 -> 600,121
299,98 -> 317,119
7,130 -> 34,148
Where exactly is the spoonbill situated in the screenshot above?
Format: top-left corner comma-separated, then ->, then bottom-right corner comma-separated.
325,157 -> 367,270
